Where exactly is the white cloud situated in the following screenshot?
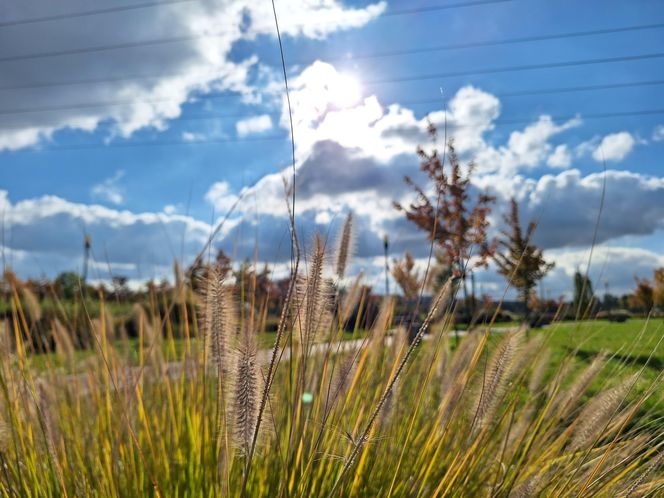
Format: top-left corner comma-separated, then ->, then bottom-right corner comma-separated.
0,190 -> 211,279
546,144 -> 571,168
182,131 -> 204,142
205,181 -> 240,214
474,115 -> 581,175
652,125 -> 664,142
0,127 -> 52,152
90,170 -> 125,205
592,132 -> 636,162
483,168 -> 664,249
7,57 -> 664,290
246,2 -> 386,39
0,1 -> 385,151
544,245 -> 664,297
213,63 -> 664,265
276,62 -> 581,176
235,114 -> 273,137
314,211 -> 332,225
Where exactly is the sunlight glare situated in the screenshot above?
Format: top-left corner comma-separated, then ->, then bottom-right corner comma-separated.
328,73 -> 362,108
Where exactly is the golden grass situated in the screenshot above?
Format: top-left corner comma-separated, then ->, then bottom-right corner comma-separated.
0,240 -> 662,497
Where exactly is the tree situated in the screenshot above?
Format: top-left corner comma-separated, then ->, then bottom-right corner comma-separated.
602,293 -> 619,311
573,271 -> 595,318
111,275 -> 129,300
653,267 -> 664,309
493,198 -> 554,318
430,250 -> 454,294
391,252 -> 421,300
54,271 -> 83,300
395,125 -> 495,310
629,278 -> 654,314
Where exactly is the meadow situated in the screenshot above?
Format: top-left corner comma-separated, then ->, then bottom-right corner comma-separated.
0,243 -> 662,497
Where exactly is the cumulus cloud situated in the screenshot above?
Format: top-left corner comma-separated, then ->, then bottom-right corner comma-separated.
592,132 -> 636,162
6,57 -> 664,295
235,114 -> 272,136
546,144 -> 571,168
543,245 -> 664,297
182,131 -> 205,142
205,181 -> 241,214
0,0 -> 385,150
474,115 -> 581,175
277,62 -> 582,177
0,190 -> 211,279
207,63 -> 664,266
91,170 -> 125,205
653,125 -> 664,142
488,169 -> 664,249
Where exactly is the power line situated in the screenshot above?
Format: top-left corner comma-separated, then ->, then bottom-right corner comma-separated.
1,45 -> 663,95
0,1 -> 518,64
1,15 -> 661,66
0,0 -> 198,29
0,69 -> 189,92
1,78 -> 662,119
380,0 -> 512,17
367,52 -> 664,84
11,107 -> 664,152
0,80 -> 664,125
302,22 -> 664,64
405,79 -> 664,105
0,0 -> 511,31
0,79 -> 663,130
0,33 -> 201,64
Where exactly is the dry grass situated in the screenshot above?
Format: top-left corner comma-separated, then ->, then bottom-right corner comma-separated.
0,234 -> 662,497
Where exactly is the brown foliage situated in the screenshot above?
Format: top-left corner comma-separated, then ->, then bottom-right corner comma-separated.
391,252 -> 421,300
653,267 -> 664,308
394,125 -> 495,275
629,278 -> 654,313
493,198 -> 554,313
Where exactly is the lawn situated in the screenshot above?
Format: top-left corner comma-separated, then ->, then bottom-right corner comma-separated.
535,318 -> 664,420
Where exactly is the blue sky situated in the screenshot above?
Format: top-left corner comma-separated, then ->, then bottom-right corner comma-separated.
1,0 -> 663,297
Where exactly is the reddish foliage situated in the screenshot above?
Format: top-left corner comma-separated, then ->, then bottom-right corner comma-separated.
395,125 -> 495,276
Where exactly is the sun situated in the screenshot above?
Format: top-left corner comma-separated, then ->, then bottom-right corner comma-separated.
295,62 -> 363,115
327,73 -> 362,108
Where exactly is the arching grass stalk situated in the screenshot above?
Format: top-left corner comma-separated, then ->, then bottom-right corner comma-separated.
239,257 -> 298,496
326,278 -> 454,498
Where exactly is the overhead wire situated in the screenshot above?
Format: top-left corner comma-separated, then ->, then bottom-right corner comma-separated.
11,107 -> 664,152
0,0 -> 511,30
0,0 -> 198,28
0,78 -> 662,119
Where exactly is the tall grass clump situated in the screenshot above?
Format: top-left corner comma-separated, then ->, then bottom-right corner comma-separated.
0,236 -> 662,497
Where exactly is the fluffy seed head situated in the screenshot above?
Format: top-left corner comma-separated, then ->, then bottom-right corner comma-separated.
555,352 -> 607,417
335,212 -> 354,279
473,329 -> 522,430
340,272 -> 364,325
199,266 -> 236,373
51,319 -> 75,360
294,234 -> 332,347
230,326 -> 261,456
570,373 -> 637,451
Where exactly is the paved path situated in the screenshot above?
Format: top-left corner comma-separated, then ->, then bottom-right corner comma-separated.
37,326 -> 516,394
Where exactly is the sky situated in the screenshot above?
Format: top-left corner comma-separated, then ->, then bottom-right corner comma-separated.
1,0 -> 663,299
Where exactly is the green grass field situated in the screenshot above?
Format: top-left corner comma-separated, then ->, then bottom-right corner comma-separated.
25,317 -> 663,376
535,319 -> 663,421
